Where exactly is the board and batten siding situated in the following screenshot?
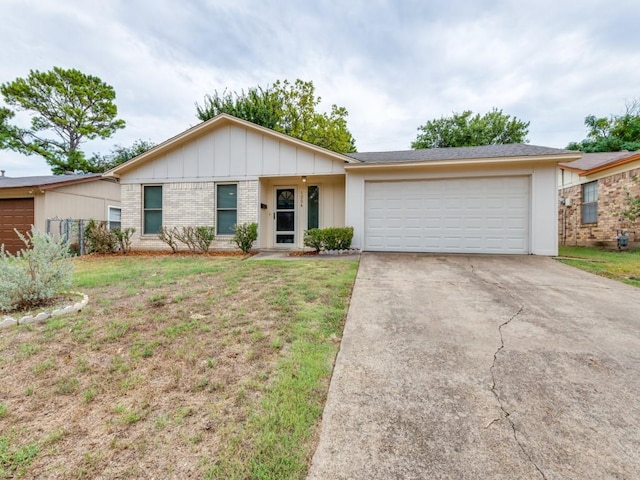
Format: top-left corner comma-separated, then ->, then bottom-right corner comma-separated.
118,124 -> 346,184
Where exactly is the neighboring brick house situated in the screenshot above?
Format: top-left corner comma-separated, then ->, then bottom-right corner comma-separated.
558,151 -> 640,247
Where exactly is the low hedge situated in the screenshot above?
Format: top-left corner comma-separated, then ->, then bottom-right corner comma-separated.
303,227 -> 354,252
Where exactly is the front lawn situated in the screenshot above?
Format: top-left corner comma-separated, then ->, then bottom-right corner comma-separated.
0,255 -> 358,479
557,245 -> 640,288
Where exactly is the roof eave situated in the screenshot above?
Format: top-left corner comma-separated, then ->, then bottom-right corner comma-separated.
344,153 -> 582,170
38,175 -> 111,190
578,154 -> 640,176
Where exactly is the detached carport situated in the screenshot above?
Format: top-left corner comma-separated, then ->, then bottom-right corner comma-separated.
345,145 -> 581,255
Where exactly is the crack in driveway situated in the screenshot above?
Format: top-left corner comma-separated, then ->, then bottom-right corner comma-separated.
489,305 -> 548,480
469,262 -> 548,479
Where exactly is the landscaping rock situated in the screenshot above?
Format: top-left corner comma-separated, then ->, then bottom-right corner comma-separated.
0,317 -> 17,328
20,315 -> 39,325
34,312 -> 49,322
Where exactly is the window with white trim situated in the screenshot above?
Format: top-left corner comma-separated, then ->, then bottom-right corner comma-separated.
143,185 -> 163,234
108,206 -> 121,230
216,184 -> 237,235
581,181 -> 598,224
307,185 -> 319,230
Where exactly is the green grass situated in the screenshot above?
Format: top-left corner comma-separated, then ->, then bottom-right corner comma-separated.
0,255 -> 358,478
557,245 -> 640,287
0,431 -> 39,478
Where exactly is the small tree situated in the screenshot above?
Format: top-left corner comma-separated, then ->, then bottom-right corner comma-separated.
0,228 -> 73,312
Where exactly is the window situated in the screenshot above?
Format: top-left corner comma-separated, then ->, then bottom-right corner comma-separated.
108,206 -> 121,230
582,181 -> 598,224
308,185 -> 319,230
217,184 -> 237,235
143,185 -> 162,234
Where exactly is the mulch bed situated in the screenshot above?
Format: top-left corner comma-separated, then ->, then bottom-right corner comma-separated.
84,250 -> 256,258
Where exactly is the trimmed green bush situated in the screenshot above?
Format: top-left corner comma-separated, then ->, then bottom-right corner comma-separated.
233,223 -> 258,253
303,227 -> 354,252
322,227 -> 354,250
303,229 -> 324,252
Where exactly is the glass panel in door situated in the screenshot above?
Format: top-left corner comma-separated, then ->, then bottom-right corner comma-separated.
275,188 -> 295,244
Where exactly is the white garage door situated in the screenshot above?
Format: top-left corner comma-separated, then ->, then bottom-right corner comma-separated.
365,177 -> 530,254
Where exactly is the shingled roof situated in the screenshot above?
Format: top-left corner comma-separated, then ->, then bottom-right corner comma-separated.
558,151 -> 640,173
347,144 -> 575,163
0,173 -> 103,189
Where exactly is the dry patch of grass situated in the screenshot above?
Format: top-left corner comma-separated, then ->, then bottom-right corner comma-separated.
557,245 -> 640,287
0,255 -> 358,479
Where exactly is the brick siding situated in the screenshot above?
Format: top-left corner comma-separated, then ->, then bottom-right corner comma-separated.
122,180 -> 259,251
559,168 -> 640,247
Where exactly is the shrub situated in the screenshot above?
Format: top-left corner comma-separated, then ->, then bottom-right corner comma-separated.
303,227 -> 354,252
0,228 -> 73,312
322,227 -> 354,250
158,227 -> 179,253
84,220 -> 117,253
173,227 -> 198,252
232,223 -> 258,253
303,229 -> 324,253
194,226 -> 216,252
113,227 -> 135,254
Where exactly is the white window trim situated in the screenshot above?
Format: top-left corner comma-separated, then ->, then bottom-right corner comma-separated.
107,205 -> 122,231
216,183 -> 238,236
142,184 -> 163,236
307,184 -> 321,230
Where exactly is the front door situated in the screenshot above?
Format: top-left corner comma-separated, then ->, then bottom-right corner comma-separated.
275,187 -> 296,245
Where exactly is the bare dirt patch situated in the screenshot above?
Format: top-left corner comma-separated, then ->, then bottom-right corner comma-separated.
0,255 -> 357,479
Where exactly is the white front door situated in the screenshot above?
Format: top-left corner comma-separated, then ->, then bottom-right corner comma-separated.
275,187 -> 296,245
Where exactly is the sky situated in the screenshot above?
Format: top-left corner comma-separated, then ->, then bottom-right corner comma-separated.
1,0 -> 639,177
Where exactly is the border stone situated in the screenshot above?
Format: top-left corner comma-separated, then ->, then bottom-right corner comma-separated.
0,292 -> 89,330
0,317 -> 18,328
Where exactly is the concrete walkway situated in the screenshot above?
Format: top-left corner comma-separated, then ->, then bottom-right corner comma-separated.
308,253 -> 640,479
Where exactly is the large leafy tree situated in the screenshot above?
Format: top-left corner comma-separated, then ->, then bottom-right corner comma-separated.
567,100 -> 640,152
0,67 -> 126,174
86,139 -> 155,173
196,79 -> 356,153
411,108 -> 530,149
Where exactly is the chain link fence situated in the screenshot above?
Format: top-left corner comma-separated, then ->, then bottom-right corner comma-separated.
45,218 -> 88,255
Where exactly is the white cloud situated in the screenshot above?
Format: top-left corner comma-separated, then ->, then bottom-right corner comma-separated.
0,0 -> 638,176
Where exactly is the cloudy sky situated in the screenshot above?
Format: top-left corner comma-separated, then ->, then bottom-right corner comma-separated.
1,0 -> 639,176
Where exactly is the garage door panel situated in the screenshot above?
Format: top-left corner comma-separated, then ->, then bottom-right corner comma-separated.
365,177 -> 529,254
0,198 -> 35,255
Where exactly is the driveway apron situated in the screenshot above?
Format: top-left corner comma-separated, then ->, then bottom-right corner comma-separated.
308,253 -> 640,480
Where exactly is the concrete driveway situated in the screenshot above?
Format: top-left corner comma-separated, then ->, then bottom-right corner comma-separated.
308,253 -> 640,480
